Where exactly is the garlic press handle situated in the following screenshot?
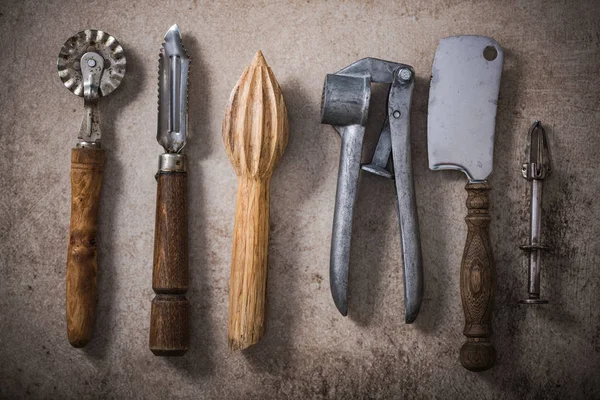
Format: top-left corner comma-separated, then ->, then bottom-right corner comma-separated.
388,68 -> 423,323
329,124 -> 366,316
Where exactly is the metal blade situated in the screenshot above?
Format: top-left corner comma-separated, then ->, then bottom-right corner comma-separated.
158,24 -> 190,153
57,29 -> 126,98
427,36 -> 504,182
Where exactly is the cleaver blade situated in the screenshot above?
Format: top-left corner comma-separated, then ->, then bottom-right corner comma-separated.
428,35 -> 504,182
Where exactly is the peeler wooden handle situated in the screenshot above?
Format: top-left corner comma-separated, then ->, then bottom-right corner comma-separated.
459,182 -> 496,371
228,176 -> 270,351
66,147 -> 104,347
149,170 -> 189,356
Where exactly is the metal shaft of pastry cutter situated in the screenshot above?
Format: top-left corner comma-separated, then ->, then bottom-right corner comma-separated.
79,52 -> 104,146
520,121 -> 551,304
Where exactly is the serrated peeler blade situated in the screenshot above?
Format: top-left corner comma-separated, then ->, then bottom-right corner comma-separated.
158,24 -> 190,154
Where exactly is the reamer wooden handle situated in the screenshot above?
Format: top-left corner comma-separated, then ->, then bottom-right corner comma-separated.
460,182 -> 496,371
228,176 -> 270,351
149,171 -> 189,356
66,147 -> 104,347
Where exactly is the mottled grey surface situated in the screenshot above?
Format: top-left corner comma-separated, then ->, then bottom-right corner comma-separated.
1,0 -> 599,398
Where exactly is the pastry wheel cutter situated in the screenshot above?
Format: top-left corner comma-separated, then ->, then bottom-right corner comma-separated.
57,29 -> 126,347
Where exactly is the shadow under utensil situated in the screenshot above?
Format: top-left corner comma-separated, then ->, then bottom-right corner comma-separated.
160,35 -> 215,377
347,82 -> 396,327
243,79 -> 325,372
83,47 -> 145,359
541,122 -> 578,324
540,124 -> 597,397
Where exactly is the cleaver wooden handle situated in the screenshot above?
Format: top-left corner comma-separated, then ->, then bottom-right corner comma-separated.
459,182 -> 496,371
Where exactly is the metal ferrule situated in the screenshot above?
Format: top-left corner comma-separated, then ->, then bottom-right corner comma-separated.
76,141 -> 101,149
158,153 -> 186,173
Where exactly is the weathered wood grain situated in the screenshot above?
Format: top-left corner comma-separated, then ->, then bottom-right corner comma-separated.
149,171 -> 189,356
66,147 -> 104,348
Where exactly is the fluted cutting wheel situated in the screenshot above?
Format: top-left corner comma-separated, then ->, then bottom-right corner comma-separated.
57,29 -> 126,97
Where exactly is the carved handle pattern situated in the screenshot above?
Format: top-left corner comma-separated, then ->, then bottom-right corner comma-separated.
459,182 -> 496,371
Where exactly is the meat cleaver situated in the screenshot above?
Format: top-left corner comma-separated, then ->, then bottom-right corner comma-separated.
428,35 -> 504,371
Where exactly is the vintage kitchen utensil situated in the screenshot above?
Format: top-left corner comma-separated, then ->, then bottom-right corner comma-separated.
320,58 -> 423,322
520,121 -> 551,305
428,35 -> 504,371
149,24 -> 190,356
222,51 -> 289,351
57,29 -> 126,347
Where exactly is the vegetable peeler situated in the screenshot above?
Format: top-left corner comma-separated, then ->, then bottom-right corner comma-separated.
149,25 -> 190,356
320,58 -> 423,323
57,29 -> 126,347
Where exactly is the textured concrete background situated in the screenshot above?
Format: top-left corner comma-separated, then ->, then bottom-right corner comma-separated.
1,0 -> 599,398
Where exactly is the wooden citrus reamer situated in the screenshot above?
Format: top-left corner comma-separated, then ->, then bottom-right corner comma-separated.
222,51 -> 289,351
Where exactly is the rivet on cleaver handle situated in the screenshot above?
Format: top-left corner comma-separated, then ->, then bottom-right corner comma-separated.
427,36 -> 504,371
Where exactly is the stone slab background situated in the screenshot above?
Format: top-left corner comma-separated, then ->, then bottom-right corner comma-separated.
0,0 -> 599,398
